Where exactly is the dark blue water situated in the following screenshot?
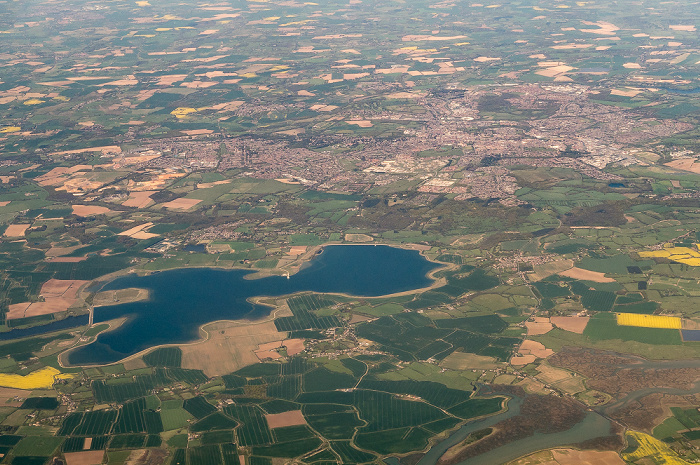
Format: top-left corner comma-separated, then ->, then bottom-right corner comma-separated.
682,330 -> 700,341
67,245 -> 440,365
608,182 -> 625,188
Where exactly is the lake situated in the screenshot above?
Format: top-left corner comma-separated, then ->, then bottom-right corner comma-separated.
66,245 -> 441,365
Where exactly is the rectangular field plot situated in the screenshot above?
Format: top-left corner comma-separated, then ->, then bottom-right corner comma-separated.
160,407 -> 193,431
72,410 -> 118,436
189,444 -> 224,465
113,398 -> 163,434
183,396 -> 217,420
143,347 -> 182,367
617,313 -> 681,329
12,436 -> 64,456
224,405 -> 272,446
275,295 -> 340,331
330,441 -> 376,463
93,367 -> 207,403
190,413 -> 238,432
266,375 -> 302,402
357,380 -> 470,409
353,390 -> 447,432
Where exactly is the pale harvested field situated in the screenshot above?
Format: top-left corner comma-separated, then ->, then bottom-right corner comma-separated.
552,449 -> 624,465
402,34 -> 466,41
41,279 -> 88,298
284,338 -> 305,356
274,177 -> 301,184
181,320 -> 286,376
10,297 -> 77,319
510,354 -> 537,366
4,224 -> 30,237
162,198 -> 202,210
507,448 -> 624,465
109,154 -> 161,169
123,356 -> 147,371
197,180 -> 230,189
345,233 -> 373,242
45,245 -> 83,257
551,316 -> 589,334
551,44 -> 593,49
287,246 -> 307,256
256,349 -> 281,360
64,450 -> 105,465
518,340 -> 554,359
558,267 -> 615,283
346,120 -> 373,127
441,352 -> 500,370
344,73 -> 370,80
122,191 -> 156,208
536,364 -> 585,394
529,259 -> 574,281
670,25 -> 696,31
515,376 -> 547,394
118,222 -> 158,240
386,91 -> 422,99
580,20 -> 619,35
8,279 -> 88,319
611,88 -> 642,97
525,317 -> 553,336
405,243 -> 432,251
309,104 -> 338,111
538,61 -> 566,67
665,158 -> 700,174
536,65 -> 574,77
255,341 -> 283,361
0,201 -> 10,207
0,387 -> 30,405
7,302 -> 31,319
265,410 -> 306,428
35,165 -> 93,186
58,174 -> 113,195
350,314 -> 372,324
52,146 -> 121,156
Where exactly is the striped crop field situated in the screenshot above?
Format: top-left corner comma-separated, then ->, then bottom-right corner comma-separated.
616,313 -> 681,329
0,367 -> 72,389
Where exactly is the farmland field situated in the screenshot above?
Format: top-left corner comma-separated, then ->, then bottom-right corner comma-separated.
2,0 -> 700,463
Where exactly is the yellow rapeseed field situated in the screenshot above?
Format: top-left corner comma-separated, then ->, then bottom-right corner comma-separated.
639,245 -> 700,266
0,367 -> 73,389
171,107 -> 197,119
623,431 -> 693,465
616,313 -> 681,329
0,127 -> 20,133
23,99 -> 44,106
